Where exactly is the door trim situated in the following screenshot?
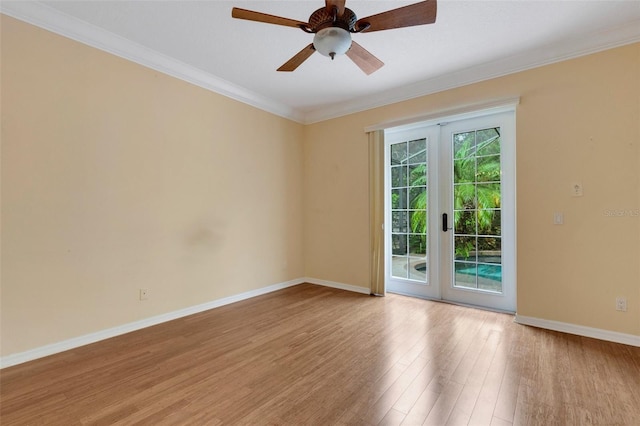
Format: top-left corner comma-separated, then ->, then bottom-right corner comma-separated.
383,108 -> 517,313
439,111 -> 516,312
365,97 -> 520,132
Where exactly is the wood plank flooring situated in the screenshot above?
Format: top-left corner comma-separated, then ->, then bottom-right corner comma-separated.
1,284 -> 639,425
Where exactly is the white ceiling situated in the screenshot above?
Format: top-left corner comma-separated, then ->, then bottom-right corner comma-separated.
2,1 -> 640,123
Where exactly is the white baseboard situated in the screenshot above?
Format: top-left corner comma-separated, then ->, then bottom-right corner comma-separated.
6,282 -> 636,368
0,278 -> 304,369
515,314 -> 640,347
304,277 -> 371,295
0,278 -> 372,369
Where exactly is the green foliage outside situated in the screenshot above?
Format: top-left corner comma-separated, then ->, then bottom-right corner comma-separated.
407,129 -> 502,259
452,130 -> 501,258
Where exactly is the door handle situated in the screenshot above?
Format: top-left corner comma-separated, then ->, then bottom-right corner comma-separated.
442,213 -> 449,232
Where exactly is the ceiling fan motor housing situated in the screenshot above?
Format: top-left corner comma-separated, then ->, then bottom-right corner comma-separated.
308,7 -> 358,32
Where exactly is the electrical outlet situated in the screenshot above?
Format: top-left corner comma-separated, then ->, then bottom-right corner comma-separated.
615,297 -> 627,312
553,212 -> 564,225
139,288 -> 149,301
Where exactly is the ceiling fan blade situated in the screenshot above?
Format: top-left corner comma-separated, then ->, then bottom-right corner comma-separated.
325,0 -> 346,17
355,0 -> 437,33
277,44 -> 316,72
232,7 -> 308,29
346,41 -> 384,75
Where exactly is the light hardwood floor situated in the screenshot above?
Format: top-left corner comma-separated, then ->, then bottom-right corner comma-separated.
1,284 -> 639,425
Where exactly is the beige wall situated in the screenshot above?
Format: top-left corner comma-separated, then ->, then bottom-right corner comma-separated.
304,43 -> 640,336
1,16 -> 638,358
1,16 -> 304,356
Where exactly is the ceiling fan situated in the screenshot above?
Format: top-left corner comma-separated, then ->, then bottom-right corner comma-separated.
231,0 -> 437,75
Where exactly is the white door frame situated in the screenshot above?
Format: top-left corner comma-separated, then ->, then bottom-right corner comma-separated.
384,108 -> 516,313
384,125 -> 440,300
439,111 -> 516,312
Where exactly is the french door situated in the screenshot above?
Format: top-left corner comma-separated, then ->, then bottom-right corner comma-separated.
384,111 -> 516,312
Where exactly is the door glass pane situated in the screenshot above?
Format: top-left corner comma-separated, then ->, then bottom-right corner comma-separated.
408,165 -> 426,186
452,128 -> 503,293
392,211 -> 408,233
476,128 -> 501,155
392,234 -> 407,255
478,265 -> 502,291
391,188 -> 407,209
408,139 -> 427,164
392,256 -> 408,279
454,210 -> 476,234
391,143 -> 407,165
454,132 -> 475,157
389,139 -> 428,283
454,184 -> 476,209
391,166 -> 408,188
454,262 -> 477,289
408,235 -> 427,256
477,155 -> 501,182
454,236 -> 476,261
477,237 -> 501,264
409,258 -> 426,280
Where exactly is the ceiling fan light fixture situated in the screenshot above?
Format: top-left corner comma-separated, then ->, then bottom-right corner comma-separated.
313,27 -> 352,59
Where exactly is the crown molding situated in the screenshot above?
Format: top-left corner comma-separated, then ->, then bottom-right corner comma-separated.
302,19 -> 640,124
2,2 -> 639,125
0,1 -> 305,123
